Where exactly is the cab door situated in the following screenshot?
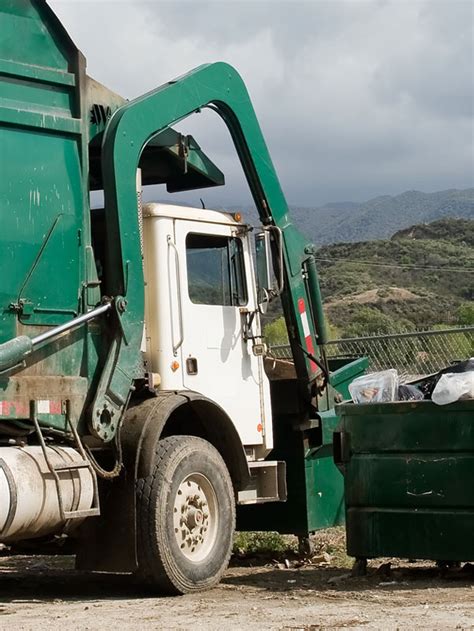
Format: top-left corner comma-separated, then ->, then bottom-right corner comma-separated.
174,220 -> 271,448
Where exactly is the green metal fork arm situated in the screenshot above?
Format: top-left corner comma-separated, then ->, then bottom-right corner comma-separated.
93,62 -> 327,440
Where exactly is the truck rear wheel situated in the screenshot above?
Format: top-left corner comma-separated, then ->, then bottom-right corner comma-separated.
136,435 -> 235,594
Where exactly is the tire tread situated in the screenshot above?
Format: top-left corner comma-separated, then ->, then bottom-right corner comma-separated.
136,435 -> 235,594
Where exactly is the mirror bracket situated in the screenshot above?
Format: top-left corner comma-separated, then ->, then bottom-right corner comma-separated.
255,225 -> 284,312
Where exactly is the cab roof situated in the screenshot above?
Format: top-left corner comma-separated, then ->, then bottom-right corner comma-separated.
143,203 -> 244,227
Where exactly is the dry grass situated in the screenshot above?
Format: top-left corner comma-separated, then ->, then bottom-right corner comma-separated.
233,527 -> 353,568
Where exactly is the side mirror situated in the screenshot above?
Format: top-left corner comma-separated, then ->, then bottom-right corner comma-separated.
255,226 -> 284,312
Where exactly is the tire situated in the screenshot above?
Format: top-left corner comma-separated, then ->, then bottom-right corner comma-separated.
136,435 -> 235,594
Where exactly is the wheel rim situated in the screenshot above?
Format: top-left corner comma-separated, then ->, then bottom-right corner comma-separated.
173,472 -> 218,562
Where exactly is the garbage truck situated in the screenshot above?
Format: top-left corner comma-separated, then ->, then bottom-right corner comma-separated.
0,0 -> 366,593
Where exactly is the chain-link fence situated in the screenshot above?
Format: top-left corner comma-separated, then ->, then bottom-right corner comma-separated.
271,326 -> 474,381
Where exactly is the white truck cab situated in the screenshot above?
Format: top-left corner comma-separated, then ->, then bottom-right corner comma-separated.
142,203 -> 274,460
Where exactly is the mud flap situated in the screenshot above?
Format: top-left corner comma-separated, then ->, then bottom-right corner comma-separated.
76,470 -> 137,573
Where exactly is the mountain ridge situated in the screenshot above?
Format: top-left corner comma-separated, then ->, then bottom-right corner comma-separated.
227,187 -> 474,245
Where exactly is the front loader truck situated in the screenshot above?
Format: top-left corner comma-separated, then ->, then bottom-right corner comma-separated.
0,1 -> 365,593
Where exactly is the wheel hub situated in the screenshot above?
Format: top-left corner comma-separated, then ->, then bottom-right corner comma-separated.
186,507 -> 203,530
173,473 -> 218,562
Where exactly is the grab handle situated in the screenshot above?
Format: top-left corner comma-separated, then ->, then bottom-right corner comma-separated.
167,235 -> 184,355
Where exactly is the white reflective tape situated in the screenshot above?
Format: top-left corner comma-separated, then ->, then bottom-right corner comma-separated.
37,400 -> 50,414
300,310 -> 310,338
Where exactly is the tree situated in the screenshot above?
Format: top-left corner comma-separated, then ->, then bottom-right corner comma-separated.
457,303 -> 474,326
343,307 -> 414,338
264,317 -> 288,345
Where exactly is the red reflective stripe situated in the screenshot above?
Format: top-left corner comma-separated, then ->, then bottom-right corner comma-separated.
297,297 -> 317,372
305,336 -> 317,372
49,401 -> 62,415
15,401 -> 29,417
0,400 -> 63,416
0,401 -> 28,416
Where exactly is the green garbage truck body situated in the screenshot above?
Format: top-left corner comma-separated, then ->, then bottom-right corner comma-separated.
0,0 -> 361,593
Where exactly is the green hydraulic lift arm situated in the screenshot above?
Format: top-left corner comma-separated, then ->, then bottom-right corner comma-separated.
90,62 -> 328,441
0,61 -> 327,441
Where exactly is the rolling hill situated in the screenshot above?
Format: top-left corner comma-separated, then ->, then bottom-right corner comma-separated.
264,218 -> 474,343
318,218 -> 474,333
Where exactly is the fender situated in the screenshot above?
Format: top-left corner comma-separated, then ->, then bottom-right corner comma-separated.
76,390 -> 249,572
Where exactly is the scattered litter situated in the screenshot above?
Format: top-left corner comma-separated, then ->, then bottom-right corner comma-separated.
417,358 -> 474,401
275,560 -> 291,570
349,370 -> 398,404
348,358 -> 474,406
309,552 -> 332,565
327,573 -> 351,585
432,370 -> 474,405
275,558 -> 293,569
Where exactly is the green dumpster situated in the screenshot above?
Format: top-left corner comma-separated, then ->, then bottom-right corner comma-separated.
335,399 -> 474,562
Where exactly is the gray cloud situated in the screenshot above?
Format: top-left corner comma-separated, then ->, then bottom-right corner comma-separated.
50,0 -> 474,207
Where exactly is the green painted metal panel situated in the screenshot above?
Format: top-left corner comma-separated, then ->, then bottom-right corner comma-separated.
347,510 -> 474,562
0,0 -> 93,434
1,75 -> 73,112
0,126 -> 83,333
305,358 -> 368,531
339,399 -> 474,561
1,78 -> 73,116
237,358 -> 367,535
329,356 -> 369,399
0,105 -> 80,133
0,1 -> 71,70
0,59 -> 76,87
339,400 -> 474,452
305,432 -> 345,531
346,454 -> 474,507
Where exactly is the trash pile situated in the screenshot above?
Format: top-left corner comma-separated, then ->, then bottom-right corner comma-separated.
349,358 -> 474,406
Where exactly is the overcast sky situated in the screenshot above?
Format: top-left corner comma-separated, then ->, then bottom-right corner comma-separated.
50,0 -> 474,208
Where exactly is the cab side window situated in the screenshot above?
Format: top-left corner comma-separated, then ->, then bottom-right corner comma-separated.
186,233 -> 247,306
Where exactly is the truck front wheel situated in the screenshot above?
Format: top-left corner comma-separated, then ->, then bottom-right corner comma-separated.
136,435 -> 235,594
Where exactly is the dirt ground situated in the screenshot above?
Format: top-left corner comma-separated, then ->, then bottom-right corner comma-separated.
0,534 -> 473,631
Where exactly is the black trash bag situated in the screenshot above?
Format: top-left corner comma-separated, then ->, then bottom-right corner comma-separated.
398,384 -> 424,401
416,358 -> 474,399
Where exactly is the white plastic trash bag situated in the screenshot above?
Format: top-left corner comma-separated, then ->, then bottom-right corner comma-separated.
431,371 -> 474,406
349,369 -> 398,404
